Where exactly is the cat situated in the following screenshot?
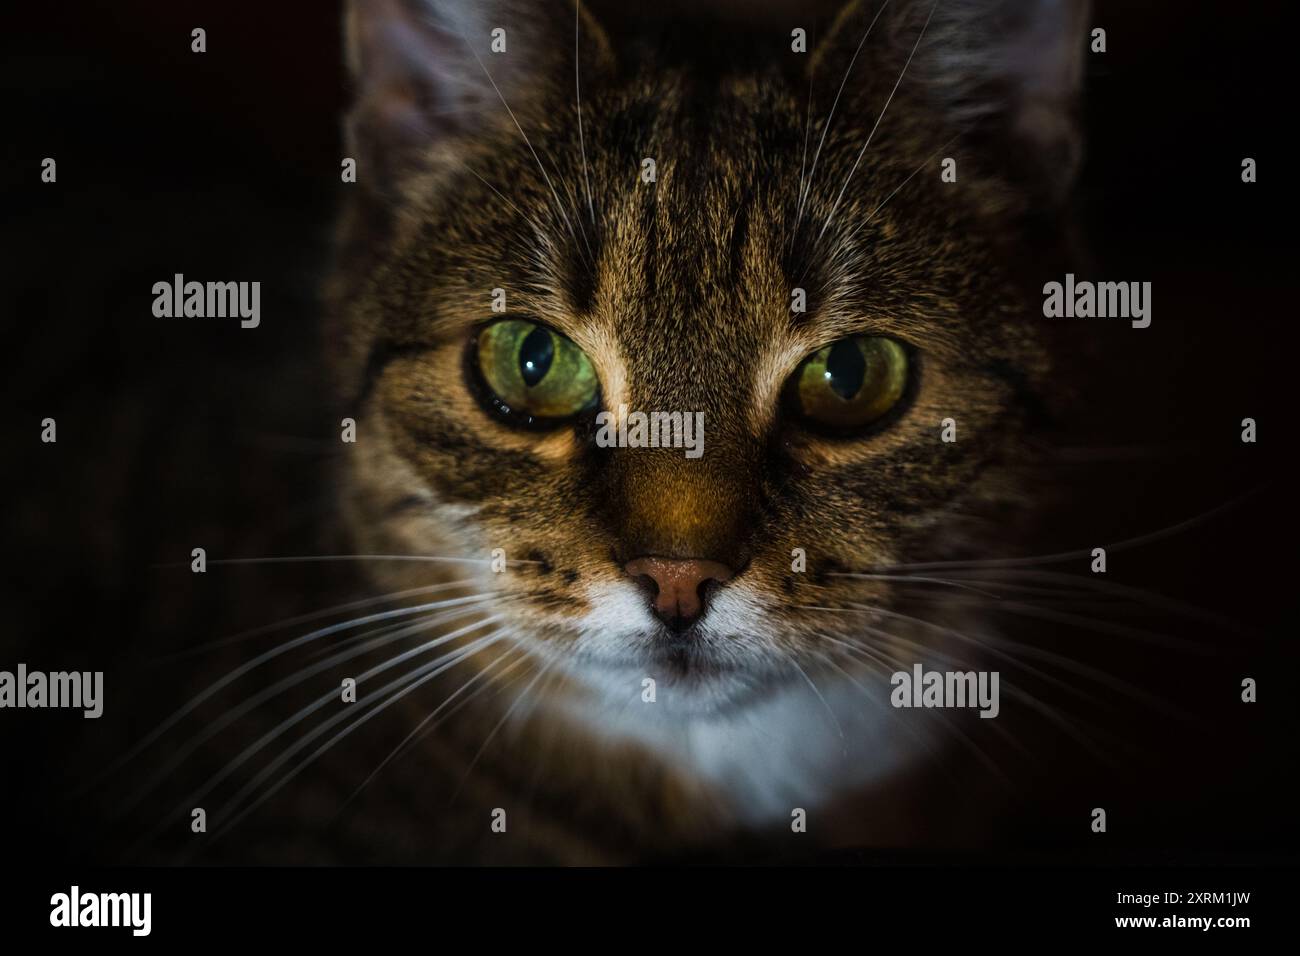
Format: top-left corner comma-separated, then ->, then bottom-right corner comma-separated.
304,0 -> 1093,863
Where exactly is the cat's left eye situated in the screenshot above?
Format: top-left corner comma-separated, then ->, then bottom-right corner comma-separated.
472,318 -> 599,427
787,334 -> 910,432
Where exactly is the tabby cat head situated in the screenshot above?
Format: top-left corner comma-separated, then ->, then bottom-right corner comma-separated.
328,0 -> 1087,723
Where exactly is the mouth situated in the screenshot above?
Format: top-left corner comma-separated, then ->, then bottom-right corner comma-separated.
646,636 -> 734,680
575,633 -> 743,681
621,631 -> 797,707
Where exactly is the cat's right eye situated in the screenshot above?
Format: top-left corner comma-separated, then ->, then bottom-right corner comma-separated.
470,318 -> 599,428
786,334 -> 910,433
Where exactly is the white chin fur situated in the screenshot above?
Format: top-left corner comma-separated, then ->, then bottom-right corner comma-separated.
517,579 -> 936,826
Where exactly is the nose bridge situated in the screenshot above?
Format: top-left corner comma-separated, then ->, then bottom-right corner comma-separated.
613,440 -> 757,565
609,293 -> 763,564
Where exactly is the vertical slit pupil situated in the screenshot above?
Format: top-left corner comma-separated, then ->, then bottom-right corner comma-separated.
825,339 -> 866,400
519,326 -> 555,387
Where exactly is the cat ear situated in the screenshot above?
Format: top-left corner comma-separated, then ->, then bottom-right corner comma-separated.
813,0 -> 1091,205
344,0 -> 613,196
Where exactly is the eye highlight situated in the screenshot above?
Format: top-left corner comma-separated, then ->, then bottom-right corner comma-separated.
473,319 -> 599,426
789,335 -> 910,432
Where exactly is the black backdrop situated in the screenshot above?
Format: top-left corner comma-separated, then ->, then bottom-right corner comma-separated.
1,0 -> 1296,869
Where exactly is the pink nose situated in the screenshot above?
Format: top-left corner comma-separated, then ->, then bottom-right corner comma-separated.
623,557 -> 734,630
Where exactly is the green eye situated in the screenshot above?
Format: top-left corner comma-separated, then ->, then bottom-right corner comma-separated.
790,335 -> 910,431
474,319 -> 599,424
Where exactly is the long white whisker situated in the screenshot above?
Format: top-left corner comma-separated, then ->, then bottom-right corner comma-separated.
202,629 -> 510,846
803,601 -> 1187,720
89,593 -> 501,787
172,626 -> 502,849
788,53 -> 817,254
936,568 -> 1258,636
336,640 -> 533,814
784,650 -> 844,739
923,593 -> 1209,652
576,0 -> 595,224
143,580 -> 480,665
456,26 -> 594,270
454,156 -> 552,239
127,619 -> 507,860
815,0 -> 938,245
119,600 -> 511,813
820,614 -> 1111,763
449,656 -> 556,804
873,486 -> 1265,573
855,131 -> 961,230
814,641 -> 1018,786
794,0 -> 893,236
827,571 -> 1004,598
817,130 -> 964,275
155,554 -> 525,568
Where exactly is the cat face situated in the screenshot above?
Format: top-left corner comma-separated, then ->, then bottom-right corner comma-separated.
330,0 -> 1085,720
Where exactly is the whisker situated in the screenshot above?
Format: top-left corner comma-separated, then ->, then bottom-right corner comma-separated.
200,629 -> 511,848
793,0 -> 893,237
813,639 -> 1018,788
921,593 -> 1211,653
142,580 -> 481,665
449,655 -> 556,805
788,41 -> 817,255
575,0 -> 594,224
334,641 -> 533,816
297,614 -> 448,665
877,576 -> 1128,603
928,568 -> 1260,638
152,553 -> 533,569
118,600 -> 510,815
827,571 -> 1005,598
1046,440 -> 1205,463
127,620 -> 508,861
871,485 -> 1266,573
827,128 -> 966,261
93,593 -> 503,786
863,604 -> 1183,716
795,601 -> 1170,719
519,665 -> 575,811
819,611 -> 1117,763
853,563 -> 1258,650
783,649 -> 844,739
454,156 -> 552,240
455,25 -> 595,273
83,598 -> 504,801
814,636 -> 945,749
813,0 -> 938,245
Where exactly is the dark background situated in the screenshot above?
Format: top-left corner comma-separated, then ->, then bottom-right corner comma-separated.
1,0 -> 1296,865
